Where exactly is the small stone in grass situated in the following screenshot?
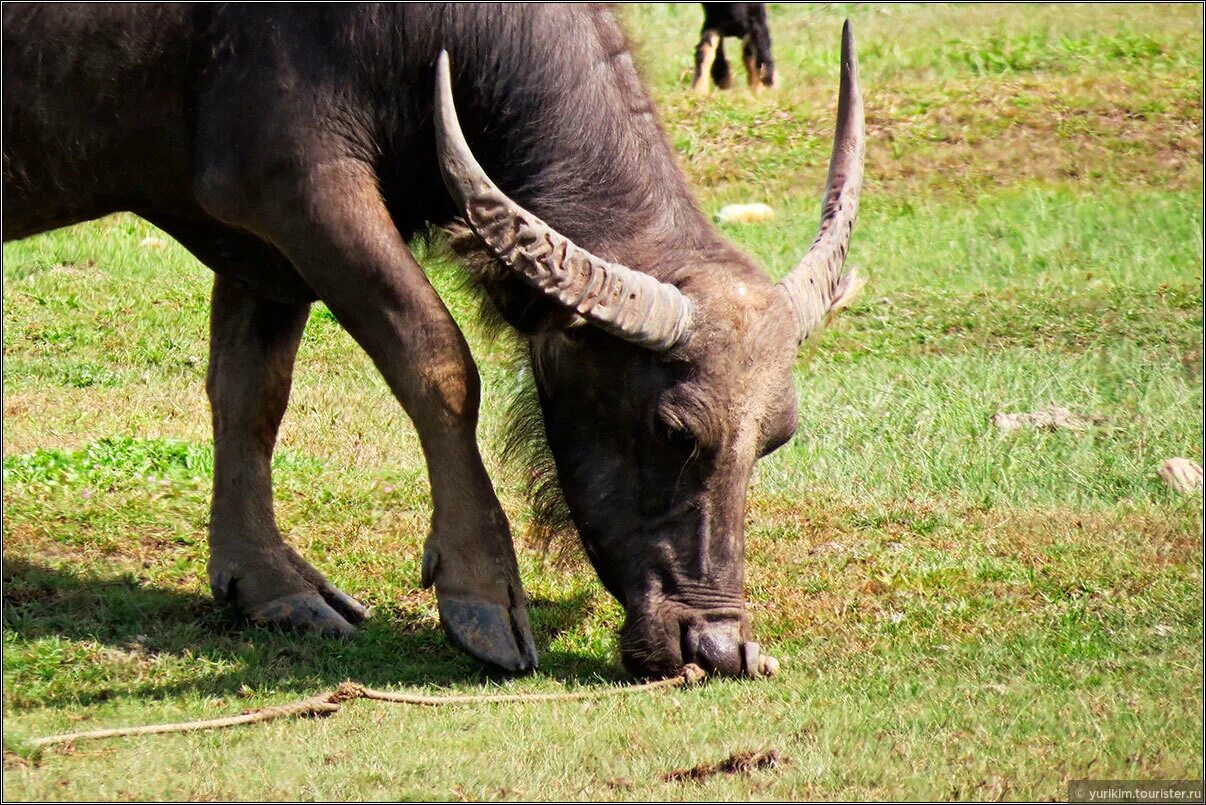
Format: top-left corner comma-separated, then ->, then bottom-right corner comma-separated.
139,236 -> 167,250
715,203 -> 775,225
809,540 -> 845,556
990,405 -> 1095,433
1158,458 -> 1203,494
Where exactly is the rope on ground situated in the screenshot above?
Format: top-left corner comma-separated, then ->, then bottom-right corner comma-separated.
29,664 -> 707,749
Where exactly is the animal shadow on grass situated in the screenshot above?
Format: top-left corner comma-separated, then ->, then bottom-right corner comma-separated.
2,557 -> 620,709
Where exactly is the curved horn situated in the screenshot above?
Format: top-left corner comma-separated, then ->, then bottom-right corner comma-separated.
779,20 -> 865,344
433,51 -> 694,352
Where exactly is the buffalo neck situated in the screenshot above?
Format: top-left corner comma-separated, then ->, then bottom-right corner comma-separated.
398,5 -> 725,282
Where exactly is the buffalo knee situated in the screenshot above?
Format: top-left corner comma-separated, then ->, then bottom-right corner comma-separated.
416,353 -> 480,424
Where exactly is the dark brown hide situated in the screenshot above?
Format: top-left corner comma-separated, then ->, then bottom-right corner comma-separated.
2,4 -> 862,678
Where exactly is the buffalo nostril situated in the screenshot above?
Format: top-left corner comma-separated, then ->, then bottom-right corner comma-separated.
685,620 -> 743,677
680,620 -> 701,667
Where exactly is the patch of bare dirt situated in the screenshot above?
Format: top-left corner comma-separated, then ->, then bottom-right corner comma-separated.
661,749 -> 785,783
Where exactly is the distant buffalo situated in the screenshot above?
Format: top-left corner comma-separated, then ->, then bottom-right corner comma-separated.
693,3 -> 777,93
2,4 -> 863,678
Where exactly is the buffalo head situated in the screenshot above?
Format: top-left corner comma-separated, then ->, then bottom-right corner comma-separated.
434,23 -> 864,678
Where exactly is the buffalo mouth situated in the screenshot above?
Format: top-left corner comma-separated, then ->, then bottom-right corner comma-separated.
617,601 -> 777,679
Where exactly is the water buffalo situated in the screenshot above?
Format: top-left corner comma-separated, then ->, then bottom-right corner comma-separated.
694,2 -> 776,93
693,3 -> 777,94
2,4 -> 864,678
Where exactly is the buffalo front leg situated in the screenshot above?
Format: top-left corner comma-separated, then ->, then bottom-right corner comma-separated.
229,162 -> 537,672
207,275 -> 369,635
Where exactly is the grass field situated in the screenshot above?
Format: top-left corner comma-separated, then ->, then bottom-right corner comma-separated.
3,3 -> 1202,800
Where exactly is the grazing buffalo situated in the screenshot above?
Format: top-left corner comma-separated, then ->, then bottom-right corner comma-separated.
2,4 -> 863,678
693,3 -> 777,94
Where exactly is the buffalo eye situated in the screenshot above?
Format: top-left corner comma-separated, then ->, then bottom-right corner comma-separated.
654,411 -> 701,455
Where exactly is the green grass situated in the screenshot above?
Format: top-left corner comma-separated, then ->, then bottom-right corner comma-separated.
3,3 -> 1202,800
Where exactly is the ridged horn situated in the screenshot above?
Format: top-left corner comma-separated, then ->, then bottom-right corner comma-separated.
433,51 -> 694,352
779,20 -> 866,345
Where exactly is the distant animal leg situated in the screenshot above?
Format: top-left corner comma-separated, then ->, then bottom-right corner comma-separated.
206,275 -> 368,635
693,30 -> 720,93
742,35 -> 763,94
748,15 -> 777,89
234,160 -> 537,673
711,37 -> 733,89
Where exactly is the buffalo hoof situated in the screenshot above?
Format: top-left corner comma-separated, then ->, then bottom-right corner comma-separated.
421,539 -> 538,673
209,547 -> 369,637
437,594 -> 538,673
250,591 -> 361,638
